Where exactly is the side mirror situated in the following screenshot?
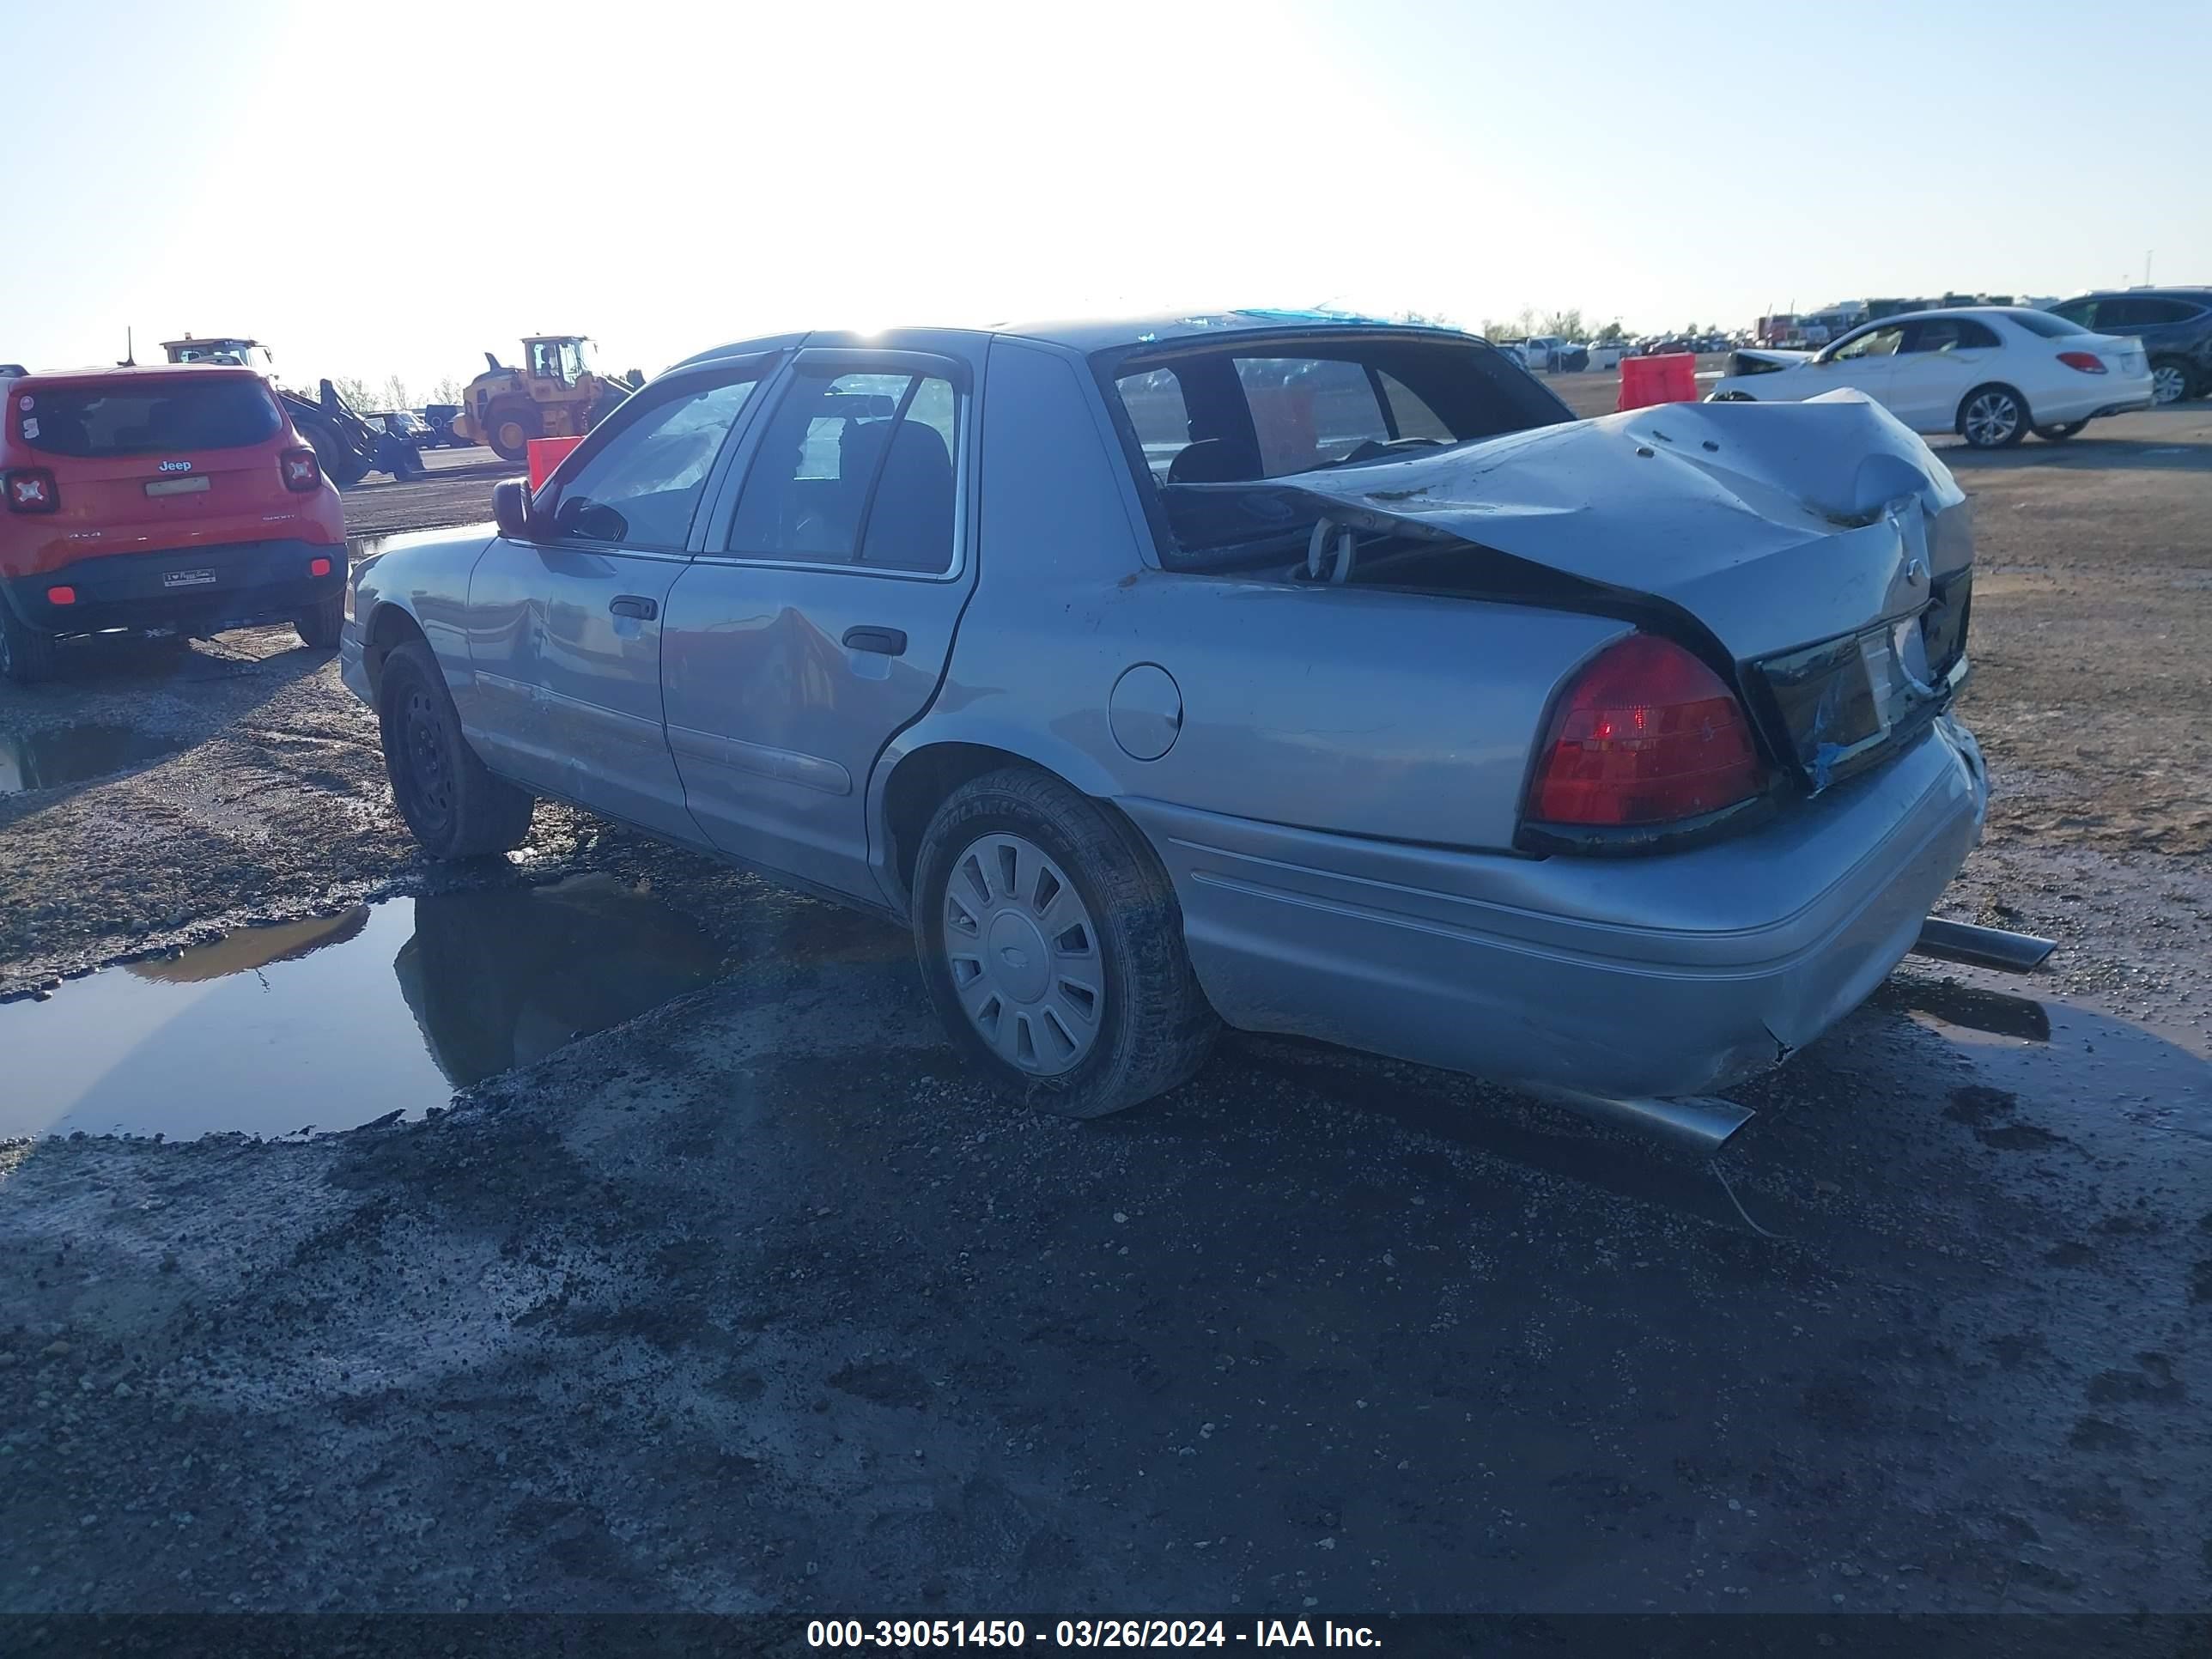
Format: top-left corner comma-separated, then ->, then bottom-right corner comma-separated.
492,479 -> 537,541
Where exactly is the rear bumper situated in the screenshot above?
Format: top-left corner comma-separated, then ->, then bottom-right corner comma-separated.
1124,716 -> 1987,1103
2032,374 -> 2156,426
0,538 -> 344,637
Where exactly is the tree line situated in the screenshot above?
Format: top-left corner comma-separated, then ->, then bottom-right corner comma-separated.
326,373 -> 470,414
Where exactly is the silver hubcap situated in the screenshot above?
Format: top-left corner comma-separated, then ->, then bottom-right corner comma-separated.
942,832 -> 1103,1075
2153,366 -> 2186,404
1964,392 -> 2019,447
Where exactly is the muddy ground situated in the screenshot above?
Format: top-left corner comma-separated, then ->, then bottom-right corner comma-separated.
0,384 -> 2207,1620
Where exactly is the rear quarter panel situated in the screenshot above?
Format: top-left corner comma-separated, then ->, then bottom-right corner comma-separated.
878,338 -> 1626,876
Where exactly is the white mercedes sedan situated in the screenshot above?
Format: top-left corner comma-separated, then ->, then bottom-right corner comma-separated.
1707,307 -> 2154,448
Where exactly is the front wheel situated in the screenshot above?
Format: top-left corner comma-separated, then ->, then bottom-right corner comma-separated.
1959,384 -> 2029,449
2150,358 -> 2193,405
2033,421 -> 2087,441
913,768 -> 1217,1119
376,639 -> 536,859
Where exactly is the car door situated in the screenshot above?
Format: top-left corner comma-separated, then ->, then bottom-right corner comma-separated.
1883,316 -> 1999,429
465,363 -> 769,842
660,343 -> 979,899
1801,322 -> 1908,412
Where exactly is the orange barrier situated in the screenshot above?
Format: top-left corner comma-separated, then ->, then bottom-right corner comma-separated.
526,435 -> 585,490
1618,352 -> 1697,412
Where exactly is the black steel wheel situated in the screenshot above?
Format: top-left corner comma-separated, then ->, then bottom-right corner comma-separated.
376,640 -> 535,859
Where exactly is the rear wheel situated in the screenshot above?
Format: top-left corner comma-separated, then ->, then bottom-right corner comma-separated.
912,767 -> 1217,1120
2033,420 -> 2087,441
296,594 -> 344,648
2150,358 -> 2193,405
1959,384 -> 2028,449
487,399 -> 542,464
0,605 -> 61,684
376,640 -> 535,859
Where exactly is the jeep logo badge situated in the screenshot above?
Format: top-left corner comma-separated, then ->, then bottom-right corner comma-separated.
158,459 -> 193,473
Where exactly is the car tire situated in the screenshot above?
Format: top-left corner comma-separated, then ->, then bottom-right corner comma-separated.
2032,421 -> 2087,441
0,604 -> 61,684
2149,357 -> 2193,405
487,398 -> 543,464
912,767 -> 1218,1120
296,595 -> 344,648
1958,384 -> 2029,449
376,639 -> 535,859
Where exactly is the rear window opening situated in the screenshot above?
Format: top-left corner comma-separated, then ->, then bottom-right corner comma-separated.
14,378 -> 284,458
1098,332 -> 1571,568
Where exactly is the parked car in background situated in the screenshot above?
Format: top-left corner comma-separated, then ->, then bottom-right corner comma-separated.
1707,307 -> 2154,447
364,410 -> 433,447
340,313 -> 1987,1153
2045,289 -> 2212,404
1510,336 -> 1586,372
1585,341 -> 1626,370
420,403 -> 468,447
0,363 -> 345,680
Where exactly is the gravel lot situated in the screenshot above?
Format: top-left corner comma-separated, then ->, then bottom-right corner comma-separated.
1,386 -> 2206,1620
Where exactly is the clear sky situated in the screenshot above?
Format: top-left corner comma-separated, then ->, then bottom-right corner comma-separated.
9,0 -> 2208,395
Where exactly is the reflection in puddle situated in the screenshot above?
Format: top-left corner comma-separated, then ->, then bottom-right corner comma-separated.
1873,976 -> 2052,1042
1,724 -> 190,796
1,875 -> 725,1140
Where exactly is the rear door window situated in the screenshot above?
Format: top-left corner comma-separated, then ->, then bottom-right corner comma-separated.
1904,318 -> 2000,353
544,373 -> 761,550
2130,298 -> 2203,325
14,379 -> 283,457
726,369 -> 960,573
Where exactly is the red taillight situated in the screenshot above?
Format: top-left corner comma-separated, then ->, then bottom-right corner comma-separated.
309,556 -> 332,577
3,467 -> 58,514
2057,351 -> 2106,374
1527,635 -> 1765,828
46,586 -> 76,606
281,447 -> 322,491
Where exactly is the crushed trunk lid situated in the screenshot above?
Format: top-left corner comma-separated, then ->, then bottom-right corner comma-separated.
1166,391 -> 1973,793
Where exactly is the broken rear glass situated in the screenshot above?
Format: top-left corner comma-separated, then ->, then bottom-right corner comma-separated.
1101,333 -> 1570,566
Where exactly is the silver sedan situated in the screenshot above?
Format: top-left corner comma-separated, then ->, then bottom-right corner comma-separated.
342,314 -> 1994,1153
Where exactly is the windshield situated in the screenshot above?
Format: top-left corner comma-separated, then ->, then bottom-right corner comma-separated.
2009,308 -> 2091,338
13,378 -> 283,457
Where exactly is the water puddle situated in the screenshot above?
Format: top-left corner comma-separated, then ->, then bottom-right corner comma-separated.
1,874 -> 726,1140
1,723 -> 191,796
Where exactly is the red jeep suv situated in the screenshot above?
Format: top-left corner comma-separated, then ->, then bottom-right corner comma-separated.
1,363 -> 346,683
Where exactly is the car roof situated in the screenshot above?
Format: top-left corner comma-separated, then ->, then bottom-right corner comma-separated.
1845,307 -> 2058,328
667,312 -> 1480,372
2063,287 -> 2212,302
11,362 -> 268,387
